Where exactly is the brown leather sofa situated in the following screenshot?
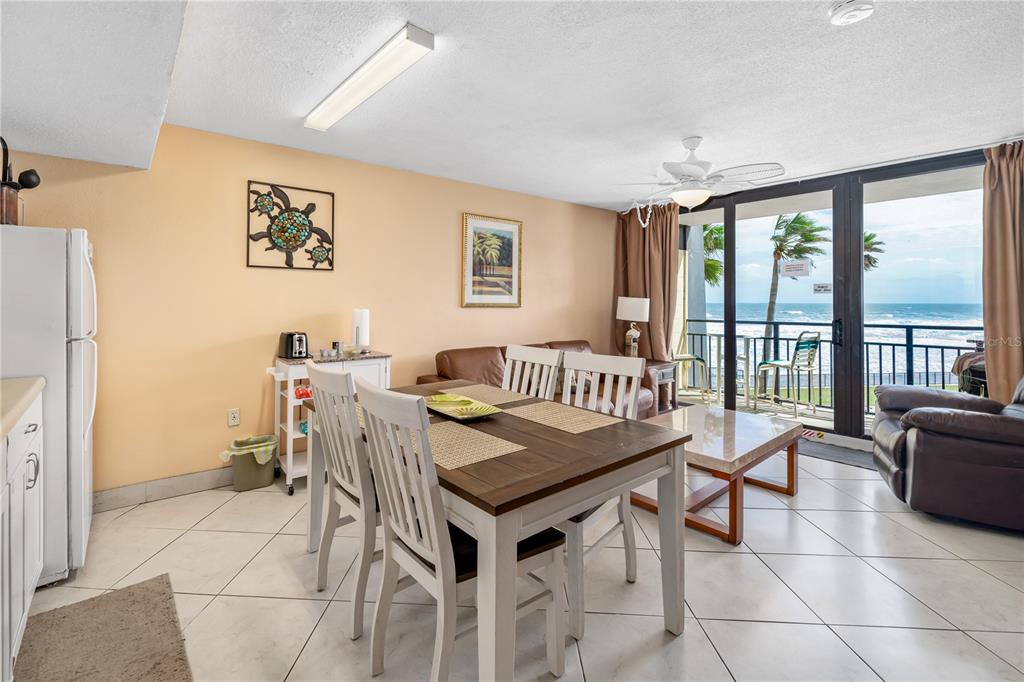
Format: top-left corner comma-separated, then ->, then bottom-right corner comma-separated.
871,378 -> 1024,531
416,340 -> 661,419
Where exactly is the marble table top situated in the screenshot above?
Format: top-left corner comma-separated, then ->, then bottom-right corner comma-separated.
643,404 -> 801,475
277,350 -> 391,365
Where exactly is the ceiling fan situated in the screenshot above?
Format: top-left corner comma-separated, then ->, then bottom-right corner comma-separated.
620,136 -> 786,210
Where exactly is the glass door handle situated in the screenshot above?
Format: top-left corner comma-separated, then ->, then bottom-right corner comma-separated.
832,319 -> 844,347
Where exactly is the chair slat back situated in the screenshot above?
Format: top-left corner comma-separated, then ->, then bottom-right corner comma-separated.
306,362 -> 372,503
791,332 -> 821,369
355,378 -> 453,576
560,351 -> 646,419
502,345 -> 563,400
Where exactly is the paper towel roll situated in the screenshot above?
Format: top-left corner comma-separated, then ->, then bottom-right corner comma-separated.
352,309 -> 370,347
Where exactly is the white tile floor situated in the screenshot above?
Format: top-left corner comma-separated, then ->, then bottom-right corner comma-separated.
35,455 -> 1024,681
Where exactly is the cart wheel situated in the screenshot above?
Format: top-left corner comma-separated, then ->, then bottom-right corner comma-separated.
274,466 -> 282,479
287,485 -> 294,496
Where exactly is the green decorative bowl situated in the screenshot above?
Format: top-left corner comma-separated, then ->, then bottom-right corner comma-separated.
425,394 -> 502,421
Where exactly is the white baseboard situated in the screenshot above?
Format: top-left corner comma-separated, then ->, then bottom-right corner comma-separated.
93,466 -> 233,514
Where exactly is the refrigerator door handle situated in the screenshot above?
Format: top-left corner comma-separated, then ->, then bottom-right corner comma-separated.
83,245 -> 97,338
85,337 -> 98,434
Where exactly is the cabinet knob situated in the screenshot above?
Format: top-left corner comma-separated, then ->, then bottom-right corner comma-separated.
24,423 -> 39,435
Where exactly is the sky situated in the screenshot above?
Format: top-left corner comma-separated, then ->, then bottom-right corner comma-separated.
704,189 -> 983,307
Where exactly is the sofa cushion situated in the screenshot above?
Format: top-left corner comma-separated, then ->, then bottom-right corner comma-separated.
544,340 -> 593,354
435,346 -> 506,386
871,410 -> 908,468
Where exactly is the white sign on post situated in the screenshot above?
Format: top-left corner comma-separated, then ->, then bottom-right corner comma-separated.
813,282 -> 833,294
779,259 -> 811,277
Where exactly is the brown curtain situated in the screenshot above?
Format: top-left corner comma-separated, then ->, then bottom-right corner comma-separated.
982,141 -> 1024,402
613,204 -> 680,361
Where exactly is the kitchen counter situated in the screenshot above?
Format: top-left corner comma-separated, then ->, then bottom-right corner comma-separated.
1,376 -> 46,439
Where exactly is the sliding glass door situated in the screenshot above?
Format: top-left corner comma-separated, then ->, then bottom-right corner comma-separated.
676,150 -> 987,440
733,190 -> 838,430
858,164 -> 985,432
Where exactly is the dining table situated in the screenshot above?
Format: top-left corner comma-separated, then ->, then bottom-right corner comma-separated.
303,379 -> 691,681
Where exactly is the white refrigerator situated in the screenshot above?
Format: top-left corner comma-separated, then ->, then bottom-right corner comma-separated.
1,226 -> 96,585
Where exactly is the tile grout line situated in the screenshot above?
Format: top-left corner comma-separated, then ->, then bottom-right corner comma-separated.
961,630 -> 1024,675
967,560 -> 1024,595
786,506 -> 964,631
691,616 -> 738,682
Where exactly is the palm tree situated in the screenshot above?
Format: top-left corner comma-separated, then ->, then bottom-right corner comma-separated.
702,224 -> 724,286
764,213 -> 830,342
863,231 -> 885,270
473,232 -> 501,276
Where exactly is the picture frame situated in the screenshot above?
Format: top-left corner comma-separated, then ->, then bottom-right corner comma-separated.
461,212 -> 522,307
247,180 -> 335,270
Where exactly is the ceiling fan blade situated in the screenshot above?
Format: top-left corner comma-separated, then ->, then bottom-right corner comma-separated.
711,163 -> 785,183
662,161 -> 706,180
612,181 -> 677,186
708,180 -> 751,195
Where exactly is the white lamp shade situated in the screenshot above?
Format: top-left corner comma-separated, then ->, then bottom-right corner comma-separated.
616,296 -> 650,322
670,187 -> 713,209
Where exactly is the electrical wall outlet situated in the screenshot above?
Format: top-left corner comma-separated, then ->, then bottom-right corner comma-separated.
227,408 -> 240,427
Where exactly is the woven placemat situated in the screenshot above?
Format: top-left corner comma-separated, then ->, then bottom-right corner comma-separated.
440,384 -> 527,406
427,420 -> 525,469
355,404 -> 523,469
505,400 -> 623,434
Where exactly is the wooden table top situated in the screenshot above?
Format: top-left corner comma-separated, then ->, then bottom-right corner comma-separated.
304,379 -> 691,516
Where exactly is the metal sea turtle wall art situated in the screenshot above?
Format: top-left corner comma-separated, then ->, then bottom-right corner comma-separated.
247,181 -> 335,270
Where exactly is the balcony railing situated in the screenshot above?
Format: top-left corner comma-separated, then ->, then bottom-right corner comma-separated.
681,318 -> 981,414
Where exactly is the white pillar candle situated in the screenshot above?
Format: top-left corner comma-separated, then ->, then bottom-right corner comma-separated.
352,308 -> 370,347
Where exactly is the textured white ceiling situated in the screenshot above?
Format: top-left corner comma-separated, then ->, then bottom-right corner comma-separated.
0,1 -> 187,168
3,2 -> 1022,209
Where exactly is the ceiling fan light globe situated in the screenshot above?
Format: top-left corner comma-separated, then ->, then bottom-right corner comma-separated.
829,0 -> 874,25
670,188 -> 712,209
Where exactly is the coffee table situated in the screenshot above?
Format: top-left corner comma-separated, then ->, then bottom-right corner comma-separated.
632,405 -> 802,544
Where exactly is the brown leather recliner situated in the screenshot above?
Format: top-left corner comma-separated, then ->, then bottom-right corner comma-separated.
416,340 -> 660,419
871,378 -> 1024,531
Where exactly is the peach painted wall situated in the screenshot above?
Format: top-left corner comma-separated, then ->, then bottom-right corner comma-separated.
14,125 -> 617,490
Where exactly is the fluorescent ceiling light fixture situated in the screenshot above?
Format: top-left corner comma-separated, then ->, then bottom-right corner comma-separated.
670,185 -> 713,209
305,23 -> 434,131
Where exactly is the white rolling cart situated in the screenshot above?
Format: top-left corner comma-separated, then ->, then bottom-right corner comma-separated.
266,352 -> 391,494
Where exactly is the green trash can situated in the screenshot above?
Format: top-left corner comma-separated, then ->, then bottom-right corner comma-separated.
220,435 -> 278,492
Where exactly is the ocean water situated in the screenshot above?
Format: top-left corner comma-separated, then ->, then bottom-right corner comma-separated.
700,302 -> 982,345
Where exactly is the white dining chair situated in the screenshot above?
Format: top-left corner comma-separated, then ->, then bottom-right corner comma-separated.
305,361 -> 379,639
356,378 -> 567,681
502,344 -> 563,399
559,351 -> 645,640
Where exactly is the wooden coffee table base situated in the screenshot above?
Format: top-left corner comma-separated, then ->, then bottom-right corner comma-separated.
632,440 -> 799,545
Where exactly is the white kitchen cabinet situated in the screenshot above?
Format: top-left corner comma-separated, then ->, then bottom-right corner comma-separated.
1,390 -> 45,681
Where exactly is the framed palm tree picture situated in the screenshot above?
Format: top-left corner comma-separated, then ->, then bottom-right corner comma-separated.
461,213 -> 522,307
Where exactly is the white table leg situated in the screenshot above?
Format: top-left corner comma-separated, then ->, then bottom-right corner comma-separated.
306,413 -> 325,554
476,511 -> 519,681
658,446 -> 686,635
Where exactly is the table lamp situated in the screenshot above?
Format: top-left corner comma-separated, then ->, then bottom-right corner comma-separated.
617,296 -> 650,358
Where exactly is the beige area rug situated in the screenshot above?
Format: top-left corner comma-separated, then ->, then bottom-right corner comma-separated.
15,574 -> 192,681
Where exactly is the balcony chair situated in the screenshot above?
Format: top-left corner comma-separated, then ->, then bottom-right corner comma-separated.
754,331 -> 820,417
559,351 -> 644,640
356,379 -> 567,681
672,333 -> 711,403
305,362 -> 380,640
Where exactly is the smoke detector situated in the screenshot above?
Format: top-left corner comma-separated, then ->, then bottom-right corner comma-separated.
829,0 -> 875,25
